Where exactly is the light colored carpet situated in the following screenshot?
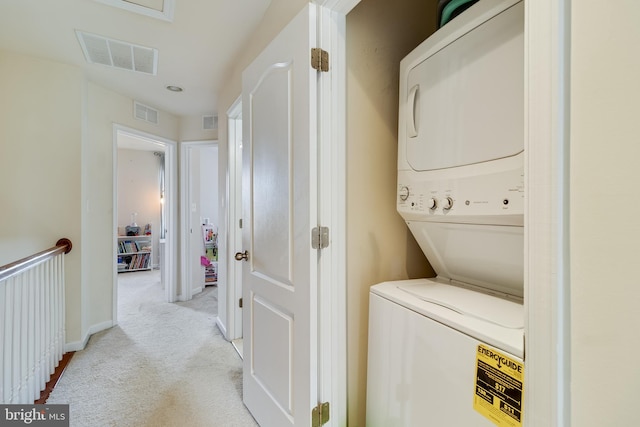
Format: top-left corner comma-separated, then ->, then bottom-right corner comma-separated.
47,270 -> 258,427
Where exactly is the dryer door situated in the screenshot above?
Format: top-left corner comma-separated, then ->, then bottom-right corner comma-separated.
405,1 -> 524,172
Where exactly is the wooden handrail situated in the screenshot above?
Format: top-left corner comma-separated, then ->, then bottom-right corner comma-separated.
0,238 -> 72,282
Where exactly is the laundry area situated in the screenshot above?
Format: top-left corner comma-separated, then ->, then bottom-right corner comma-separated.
365,0 -> 525,426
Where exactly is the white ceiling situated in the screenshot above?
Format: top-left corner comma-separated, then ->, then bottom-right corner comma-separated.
0,0 -> 273,117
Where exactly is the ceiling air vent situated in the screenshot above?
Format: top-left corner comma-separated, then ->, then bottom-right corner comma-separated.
203,115 -> 218,130
134,101 -> 159,125
76,30 -> 158,75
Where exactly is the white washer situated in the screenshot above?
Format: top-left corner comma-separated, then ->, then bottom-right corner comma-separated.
367,0 -> 525,425
366,280 -> 523,426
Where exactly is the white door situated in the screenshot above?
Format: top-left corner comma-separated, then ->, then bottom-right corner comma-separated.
240,4 -> 319,426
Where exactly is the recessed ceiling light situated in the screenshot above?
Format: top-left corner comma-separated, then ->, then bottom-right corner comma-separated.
166,85 -> 183,92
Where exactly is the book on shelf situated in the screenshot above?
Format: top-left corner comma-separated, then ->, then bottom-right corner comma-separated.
135,241 -> 151,252
127,253 -> 150,270
118,238 -> 151,254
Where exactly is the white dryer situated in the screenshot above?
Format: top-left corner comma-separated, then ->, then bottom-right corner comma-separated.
367,0 -> 525,425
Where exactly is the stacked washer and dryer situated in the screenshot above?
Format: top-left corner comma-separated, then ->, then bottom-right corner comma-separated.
366,1 -> 525,426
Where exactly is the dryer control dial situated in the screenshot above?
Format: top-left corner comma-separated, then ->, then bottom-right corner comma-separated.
442,197 -> 454,210
427,198 -> 437,210
399,186 -> 410,201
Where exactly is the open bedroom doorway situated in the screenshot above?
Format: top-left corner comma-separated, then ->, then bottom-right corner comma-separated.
180,140 -> 219,302
113,124 -> 178,323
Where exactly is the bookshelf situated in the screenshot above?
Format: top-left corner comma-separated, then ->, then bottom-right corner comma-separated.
202,224 -> 218,285
117,235 -> 152,273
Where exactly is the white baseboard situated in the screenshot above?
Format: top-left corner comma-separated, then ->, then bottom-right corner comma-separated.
64,320 -> 114,352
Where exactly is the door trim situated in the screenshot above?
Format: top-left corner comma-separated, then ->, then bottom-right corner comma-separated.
179,140 -> 217,302
225,96 -> 243,341
523,1 -> 571,425
314,3 -> 351,426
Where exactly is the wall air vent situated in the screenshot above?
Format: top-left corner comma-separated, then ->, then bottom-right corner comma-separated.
134,101 -> 159,125
203,115 -> 218,130
93,0 -> 175,22
76,30 -> 158,75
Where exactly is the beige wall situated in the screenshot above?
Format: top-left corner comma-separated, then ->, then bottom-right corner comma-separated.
0,51 -> 84,342
346,0 -> 436,425
570,2 -> 640,426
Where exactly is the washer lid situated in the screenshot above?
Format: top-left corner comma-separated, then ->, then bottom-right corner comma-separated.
371,279 -> 524,358
398,280 -> 523,329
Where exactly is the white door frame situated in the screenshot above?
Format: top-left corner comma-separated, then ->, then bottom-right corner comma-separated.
225,97 -> 243,341
179,140 -> 217,302
112,124 -> 178,315
315,0 -> 570,425
523,1 -> 571,425
314,3 -> 350,425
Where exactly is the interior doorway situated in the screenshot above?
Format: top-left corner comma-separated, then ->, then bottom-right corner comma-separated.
112,124 -> 178,323
180,140 -> 218,302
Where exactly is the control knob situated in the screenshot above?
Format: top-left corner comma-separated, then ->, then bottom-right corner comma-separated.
443,197 -> 454,210
399,186 -> 410,201
427,198 -> 437,210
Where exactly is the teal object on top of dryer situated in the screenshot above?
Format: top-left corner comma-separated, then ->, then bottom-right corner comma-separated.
438,0 -> 480,27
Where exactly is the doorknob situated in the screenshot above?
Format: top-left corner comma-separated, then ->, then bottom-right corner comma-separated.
235,250 -> 249,261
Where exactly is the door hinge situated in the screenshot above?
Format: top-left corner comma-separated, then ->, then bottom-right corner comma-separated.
311,48 -> 329,72
239,298 -> 243,308
312,402 -> 329,427
311,226 -> 329,249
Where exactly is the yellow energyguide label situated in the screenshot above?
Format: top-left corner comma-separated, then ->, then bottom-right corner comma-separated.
473,344 -> 524,427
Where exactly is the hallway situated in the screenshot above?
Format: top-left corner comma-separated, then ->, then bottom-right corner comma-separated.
47,270 -> 257,426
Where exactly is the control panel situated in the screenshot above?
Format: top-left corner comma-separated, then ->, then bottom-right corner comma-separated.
397,164 -> 524,225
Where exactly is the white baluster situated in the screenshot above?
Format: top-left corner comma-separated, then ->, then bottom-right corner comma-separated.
1,249 -> 67,404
